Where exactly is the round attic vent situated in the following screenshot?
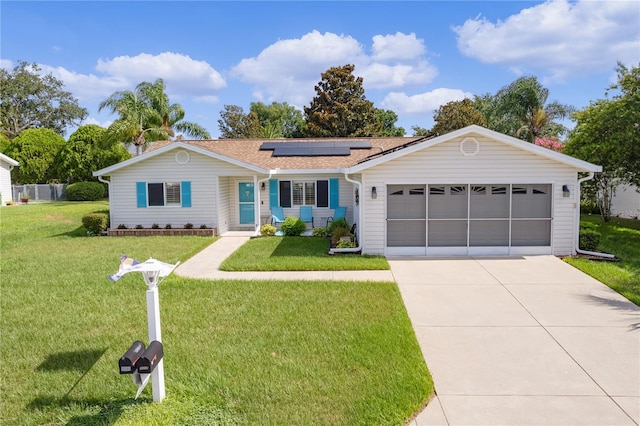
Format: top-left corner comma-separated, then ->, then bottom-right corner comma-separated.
175,150 -> 190,164
460,137 -> 480,156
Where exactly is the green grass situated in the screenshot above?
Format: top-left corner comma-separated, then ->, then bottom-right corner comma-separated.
565,215 -> 640,305
0,202 -> 432,425
219,236 -> 390,271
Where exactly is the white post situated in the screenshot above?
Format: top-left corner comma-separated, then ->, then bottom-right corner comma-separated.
144,271 -> 165,403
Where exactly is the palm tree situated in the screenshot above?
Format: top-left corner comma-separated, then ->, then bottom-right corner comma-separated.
495,76 -> 574,142
99,79 -> 210,155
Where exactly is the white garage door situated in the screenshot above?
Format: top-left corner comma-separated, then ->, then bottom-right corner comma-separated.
386,184 -> 552,256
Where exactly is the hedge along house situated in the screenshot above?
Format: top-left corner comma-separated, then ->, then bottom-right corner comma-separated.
0,153 -> 19,204
93,125 -> 601,257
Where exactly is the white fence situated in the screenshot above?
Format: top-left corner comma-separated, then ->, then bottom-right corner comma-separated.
12,184 -> 67,202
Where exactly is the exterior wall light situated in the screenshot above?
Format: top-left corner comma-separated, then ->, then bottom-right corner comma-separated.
371,186 -> 377,199
562,185 -> 571,198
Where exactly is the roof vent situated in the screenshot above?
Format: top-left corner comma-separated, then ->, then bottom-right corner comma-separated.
460,137 -> 479,156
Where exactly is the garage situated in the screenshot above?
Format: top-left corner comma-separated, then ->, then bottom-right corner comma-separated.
386,183 -> 552,256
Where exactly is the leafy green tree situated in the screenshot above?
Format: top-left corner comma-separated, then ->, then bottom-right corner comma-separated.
431,98 -> 486,135
4,128 -> 65,183
55,124 -> 130,183
492,76 -> 574,142
564,62 -> 640,221
0,61 -> 88,139
136,79 -> 210,139
99,79 -> 209,155
304,64 -> 377,137
368,109 -> 405,137
250,102 -> 306,138
410,125 -> 432,137
217,105 -> 263,139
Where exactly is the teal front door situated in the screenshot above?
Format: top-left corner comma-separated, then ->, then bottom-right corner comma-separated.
238,182 -> 255,225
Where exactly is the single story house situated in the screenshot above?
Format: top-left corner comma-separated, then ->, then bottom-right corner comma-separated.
611,183 -> 640,219
94,125 -> 601,257
0,153 -> 19,204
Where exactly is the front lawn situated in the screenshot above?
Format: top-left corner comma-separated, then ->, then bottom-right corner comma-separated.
565,215 -> 640,305
0,202 -> 432,425
220,236 -> 390,271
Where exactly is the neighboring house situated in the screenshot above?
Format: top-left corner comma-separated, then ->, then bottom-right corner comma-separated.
0,153 -> 19,204
93,125 -> 601,257
611,184 -> 640,219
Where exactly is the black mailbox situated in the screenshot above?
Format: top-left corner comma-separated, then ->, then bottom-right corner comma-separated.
119,341 -> 145,374
136,341 -> 163,374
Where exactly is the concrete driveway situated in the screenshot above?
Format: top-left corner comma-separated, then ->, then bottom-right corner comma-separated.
391,255 -> 640,426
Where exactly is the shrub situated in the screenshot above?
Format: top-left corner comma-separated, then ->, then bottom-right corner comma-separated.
82,212 -> 109,235
580,200 -> 600,215
66,181 -> 105,201
135,224 -> 143,229
330,227 -> 351,245
280,216 -> 306,236
260,224 -> 277,236
151,223 -> 160,229
579,229 -> 601,251
199,224 -> 208,229
312,227 -> 328,237
184,223 -> 194,229
165,224 -> 172,229
327,218 -> 348,234
336,240 -> 357,249
117,224 -> 127,229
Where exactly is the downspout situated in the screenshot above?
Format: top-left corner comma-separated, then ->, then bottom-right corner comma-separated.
329,172 -> 362,254
256,172 -> 274,236
97,176 -> 113,233
575,172 -> 615,258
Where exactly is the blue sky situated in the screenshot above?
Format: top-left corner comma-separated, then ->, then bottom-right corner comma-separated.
2,1 -> 639,138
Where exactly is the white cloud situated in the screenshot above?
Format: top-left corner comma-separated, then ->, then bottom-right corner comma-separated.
381,88 -> 473,115
371,32 -> 426,61
1,59 -> 14,69
231,30 -> 437,105
453,0 -> 640,81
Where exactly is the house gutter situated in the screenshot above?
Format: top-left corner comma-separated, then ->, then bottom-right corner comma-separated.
329,172 -> 362,254
255,172 -> 275,236
575,172 -> 615,259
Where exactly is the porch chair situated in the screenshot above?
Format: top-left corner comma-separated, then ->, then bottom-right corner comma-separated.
326,206 -> 346,226
300,205 -> 314,228
271,206 -> 285,228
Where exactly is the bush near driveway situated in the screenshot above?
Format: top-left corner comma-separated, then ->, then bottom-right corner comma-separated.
566,215 -> 640,305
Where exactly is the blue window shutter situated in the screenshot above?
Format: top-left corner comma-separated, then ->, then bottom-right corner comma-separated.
329,178 -> 339,209
181,181 -> 192,207
136,182 -> 147,208
269,179 -> 278,208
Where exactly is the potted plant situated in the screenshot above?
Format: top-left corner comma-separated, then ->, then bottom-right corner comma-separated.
20,193 -> 30,204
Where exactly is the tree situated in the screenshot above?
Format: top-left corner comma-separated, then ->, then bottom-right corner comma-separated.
0,61 -> 88,139
136,79 -> 210,139
304,64 -> 377,137
99,79 -> 209,155
564,62 -> 640,221
369,109 -> 405,137
492,76 -> 574,142
55,124 -> 130,183
410,125 -> 432,137
431,99 -> 486,135
217,105 -> 263,139
3,128 -> 65,183
250,102 -> 306,138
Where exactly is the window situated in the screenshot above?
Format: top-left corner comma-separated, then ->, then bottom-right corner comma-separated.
280,180 -> 327,207
148,182 -> 181,206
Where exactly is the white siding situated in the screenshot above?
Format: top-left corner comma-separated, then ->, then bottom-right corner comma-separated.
263,175 -> 355,227
361,136 -> 581,256
108,150 -> 253,230
0,160 -> 14,203
611,184 -> 640,219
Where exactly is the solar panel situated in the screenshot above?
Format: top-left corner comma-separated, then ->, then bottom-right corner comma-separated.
259,140 -> 372,156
